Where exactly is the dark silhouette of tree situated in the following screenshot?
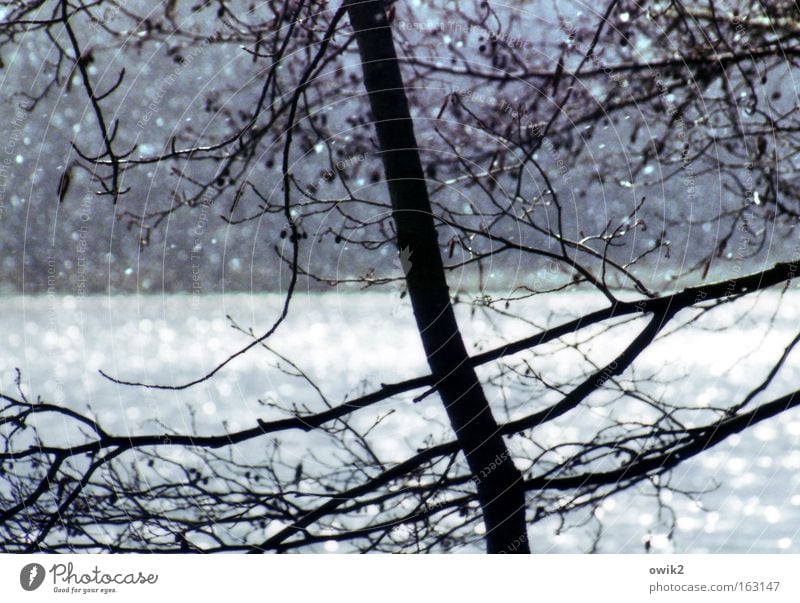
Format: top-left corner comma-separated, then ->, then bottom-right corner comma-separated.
344,0 -> 528,553
1,0 -> 799,553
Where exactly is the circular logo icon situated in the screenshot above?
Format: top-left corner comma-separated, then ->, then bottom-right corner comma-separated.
20,563 -> 45,591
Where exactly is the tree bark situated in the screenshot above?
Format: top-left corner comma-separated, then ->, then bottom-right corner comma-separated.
344,0 -> 530,553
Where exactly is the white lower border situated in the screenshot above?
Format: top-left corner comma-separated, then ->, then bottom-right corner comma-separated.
1,554 -> 796,602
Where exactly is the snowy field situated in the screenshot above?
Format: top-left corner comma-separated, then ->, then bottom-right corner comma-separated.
2,289 -> 800,553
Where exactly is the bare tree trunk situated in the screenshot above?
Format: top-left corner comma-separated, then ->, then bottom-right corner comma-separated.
345,0 -> 530,553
